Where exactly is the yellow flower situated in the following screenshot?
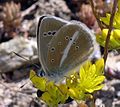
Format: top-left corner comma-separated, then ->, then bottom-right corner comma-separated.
79,58 -> 105,93
67,58 -> 105,101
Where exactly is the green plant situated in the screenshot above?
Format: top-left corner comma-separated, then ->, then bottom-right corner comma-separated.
94,0 -> 120,62
30,58 -> 105,107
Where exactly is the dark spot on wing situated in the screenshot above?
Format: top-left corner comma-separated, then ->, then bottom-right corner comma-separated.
48,31 -> 52,35
50,47 -> 55,52
51,59 -> 55,62
43,32 -> 47,37
75,46 -> 79,50
69,37 -> 72,41
73,41 -> 76,45
52,31 -> 56,35
65,36 -> 69,40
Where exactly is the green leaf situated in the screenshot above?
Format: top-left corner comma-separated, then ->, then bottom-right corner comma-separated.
95,58 -> 104,75
84,76 -> 105,93
86,84 -> 104,93
113,29 -> 120,43
29,70 -> 46,91
96,29 -> 120,50
41,92 -> 57,107
68,88 -> 85,100
91,76 -> 105,87
82,60 -> 92,71
100,13 -> 111,25
114,12 -> 120,29
80,66 -> 86,81
118,0 -> 120,13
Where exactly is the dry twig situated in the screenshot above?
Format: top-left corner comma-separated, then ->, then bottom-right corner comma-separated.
103,0 -> 118,63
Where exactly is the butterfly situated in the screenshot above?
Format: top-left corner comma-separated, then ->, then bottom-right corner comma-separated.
37,15 -> 96,82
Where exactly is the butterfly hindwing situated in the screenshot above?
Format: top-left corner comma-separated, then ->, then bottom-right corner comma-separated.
64,21 -> 95,68
46,22 -> 95,81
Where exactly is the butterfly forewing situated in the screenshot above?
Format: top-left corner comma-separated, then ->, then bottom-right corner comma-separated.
37,16 -> 68,73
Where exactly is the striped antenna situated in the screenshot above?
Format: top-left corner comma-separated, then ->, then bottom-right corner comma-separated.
11,51 -> 44,88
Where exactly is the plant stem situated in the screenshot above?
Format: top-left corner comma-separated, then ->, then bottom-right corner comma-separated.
103,0 -> 118,64
89,0 -> 103,30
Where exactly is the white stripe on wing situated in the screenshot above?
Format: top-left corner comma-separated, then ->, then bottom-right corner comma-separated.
59,31 -> 79,67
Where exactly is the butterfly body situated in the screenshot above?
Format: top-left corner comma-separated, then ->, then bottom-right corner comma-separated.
37,15 -> 96,82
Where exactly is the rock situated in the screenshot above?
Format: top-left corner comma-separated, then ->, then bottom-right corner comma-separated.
95,98 -> 105,107
0,79 -> 42,107
105,52 -> 120,79
106,52 -> 120,72
116,91 -> 120,98
78,4 -> 96,27
0,36 -> 38,73
35,0 -> 71,20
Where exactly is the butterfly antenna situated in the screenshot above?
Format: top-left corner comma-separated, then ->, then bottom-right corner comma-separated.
12,51 -> 40,69
11,51 -> 43,88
